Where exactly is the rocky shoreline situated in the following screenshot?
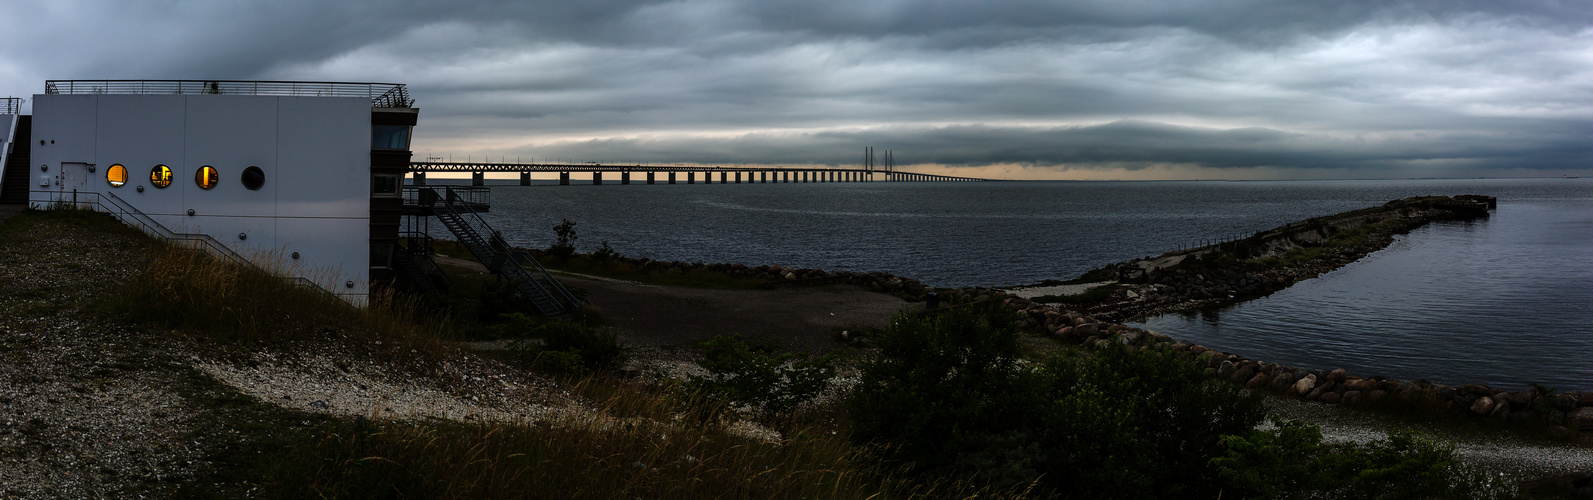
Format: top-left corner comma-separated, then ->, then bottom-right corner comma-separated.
562,194 -> 1593,438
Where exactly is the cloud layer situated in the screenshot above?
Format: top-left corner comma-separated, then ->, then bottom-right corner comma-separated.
4,1 -> 1590,177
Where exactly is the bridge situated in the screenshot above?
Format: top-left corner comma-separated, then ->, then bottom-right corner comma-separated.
407,162 -> 989,186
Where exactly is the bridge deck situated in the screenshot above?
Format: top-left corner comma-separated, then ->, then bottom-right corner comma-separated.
408,162 -> 988,183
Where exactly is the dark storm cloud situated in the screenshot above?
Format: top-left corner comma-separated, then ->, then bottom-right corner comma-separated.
2,0 -> 1591,176
515,120 -> 1593,171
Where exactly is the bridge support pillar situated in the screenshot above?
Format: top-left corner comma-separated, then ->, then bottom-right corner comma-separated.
647,172 -> 655,184
622,171 -> 630,185
560,172 -> 570,185
472,171 -> 485,186
687,172 -> 694,184
669,172 -> 676,184
719,171 -> 727,184
760,171 -> 766,183
412,171 -> 426,185
735,172 -> 741,183
593,172 -> 603,185
520,172 -> 531,186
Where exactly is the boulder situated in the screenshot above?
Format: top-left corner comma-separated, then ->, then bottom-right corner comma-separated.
1319,392 -> 1342,404
1570,407 -> 1593,431
1368,390 -> 1388,404
1231,366 -> 1257,385
1245,373 -> 1270,389
1327,368 -> 1347,383
1507,391 -> 1533,411
1292,375 -> 1317,396
1217,361 -> 1236,379
1548,425 -> 1573,440
1271,372 -> 1297,392
1342,390 -> 1364,406
1074,324 -> 1099,338
1490,395 -> 1511,418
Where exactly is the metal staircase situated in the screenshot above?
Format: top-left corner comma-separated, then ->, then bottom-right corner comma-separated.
0,116 -> 31,205
97,191 -> 341,300
419,186 -> 580,318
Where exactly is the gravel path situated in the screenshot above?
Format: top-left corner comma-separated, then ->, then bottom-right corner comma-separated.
1266,397 -> 1593,481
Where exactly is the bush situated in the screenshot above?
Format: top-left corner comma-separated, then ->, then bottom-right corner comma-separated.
495,313 -> 626,372
846,307 -> 1051,488
548,219 -> 577,259
1213,422 -> 1518,499
591,240 -> 618,262
687,335 -> 836,419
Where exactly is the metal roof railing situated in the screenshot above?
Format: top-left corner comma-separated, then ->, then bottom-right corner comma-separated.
0,97 -> 19,114
43,80 -> 413,107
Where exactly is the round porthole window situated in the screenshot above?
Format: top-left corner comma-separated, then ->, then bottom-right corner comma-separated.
241,166 -> 265,190
195,165 -> 218,190
107,164 -> 128,187
150,165 -> 172,188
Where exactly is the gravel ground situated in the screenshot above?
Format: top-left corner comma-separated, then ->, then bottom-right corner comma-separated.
1266,397 -> 1593,481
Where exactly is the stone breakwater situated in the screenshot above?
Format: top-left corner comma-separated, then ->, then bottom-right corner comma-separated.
1014,305 -> 1593,438
1034,194 -> 1498,322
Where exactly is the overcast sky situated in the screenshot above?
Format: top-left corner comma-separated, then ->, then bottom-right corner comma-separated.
4,0 -> 1591,179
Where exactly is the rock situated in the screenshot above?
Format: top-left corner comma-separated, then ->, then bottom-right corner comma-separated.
1271,372 -> 1297,392
1570,407 -> 1593,431
1305,386 -> 1326,401
1189,345 -> 1207,355
1319,392 -> 1342,404
1342,390 -> 1364,406
1470,398 -> 1495,417
784,272 -> 797,280
1056,326 -> 1073,338
1245,373 -> 1270,389
1548,425 -> 1573,440
1490,395 -> 1511,418
1579,392 -> 1593,407
1231,366 -> 1256,385
1074,324 -> 1099,338
1327,369 -> 1347,383
1292,375 -> 1317,396
1218,361 -> 1236,379
1461,384 -> 1492,396
1556,394 -> 1579,412
1507,391 -> 1533,410
1368,390 -> 1388,404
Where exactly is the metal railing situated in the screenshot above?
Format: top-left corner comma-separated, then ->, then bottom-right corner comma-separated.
0,97 -> 18,115
44,80 -> 413,108
56,190 -> 345,300
403,185 -> 488,208
425,185 -> 580,315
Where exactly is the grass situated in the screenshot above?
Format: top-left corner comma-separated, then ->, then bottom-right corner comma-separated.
431,238 -> 769,290
1031,284 -> 1123,304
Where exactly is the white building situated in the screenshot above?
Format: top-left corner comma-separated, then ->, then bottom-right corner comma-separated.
0,80 -> 417,304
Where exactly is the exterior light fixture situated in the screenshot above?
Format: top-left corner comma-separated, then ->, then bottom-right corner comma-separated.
136,185 -> 144,193
291,252 -> 300,260
238,233 -> 247,240
39,164 -> 46,172
345,280 -> 355,289
187,209 -> 195,216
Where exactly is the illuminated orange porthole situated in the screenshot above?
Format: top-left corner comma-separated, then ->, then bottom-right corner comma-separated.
195,165 -> 218,190
106,164 -> 128,187
150,164 -> 172,188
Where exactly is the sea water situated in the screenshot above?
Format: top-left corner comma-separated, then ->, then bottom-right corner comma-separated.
439,177 -> 1591,389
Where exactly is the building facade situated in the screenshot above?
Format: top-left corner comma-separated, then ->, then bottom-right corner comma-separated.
16,80 -> 416,304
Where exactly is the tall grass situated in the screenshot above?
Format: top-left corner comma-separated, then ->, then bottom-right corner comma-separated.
248,376 -> 1010,499
98,242 -> 450,346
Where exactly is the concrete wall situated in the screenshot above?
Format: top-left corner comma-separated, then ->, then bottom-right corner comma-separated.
0,114 -> 16,189
29,93 -> 372,302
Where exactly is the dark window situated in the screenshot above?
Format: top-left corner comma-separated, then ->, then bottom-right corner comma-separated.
370,244 -> 393,269
241,166 -> 265,190
372,125 -> 411,149
372,174 -> 399,196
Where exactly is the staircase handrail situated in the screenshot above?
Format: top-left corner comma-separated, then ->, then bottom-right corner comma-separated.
430,186 -> 581,312
446,186 -> 581,309
97,191 -> 342,300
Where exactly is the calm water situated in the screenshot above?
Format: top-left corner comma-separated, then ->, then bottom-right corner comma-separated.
432,177 -> 1592,389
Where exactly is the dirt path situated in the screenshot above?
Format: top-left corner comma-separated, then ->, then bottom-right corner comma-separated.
558,274 -> 913,352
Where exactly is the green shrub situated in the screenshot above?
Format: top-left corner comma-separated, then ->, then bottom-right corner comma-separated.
496,313 -> 626,372
1213,423 -> 1518,499
688,335 -> 836,419
548,219 -> 578,259
846,307 -> 1051,488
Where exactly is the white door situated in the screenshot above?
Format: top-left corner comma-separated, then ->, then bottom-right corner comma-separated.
60,162 -> 91,207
